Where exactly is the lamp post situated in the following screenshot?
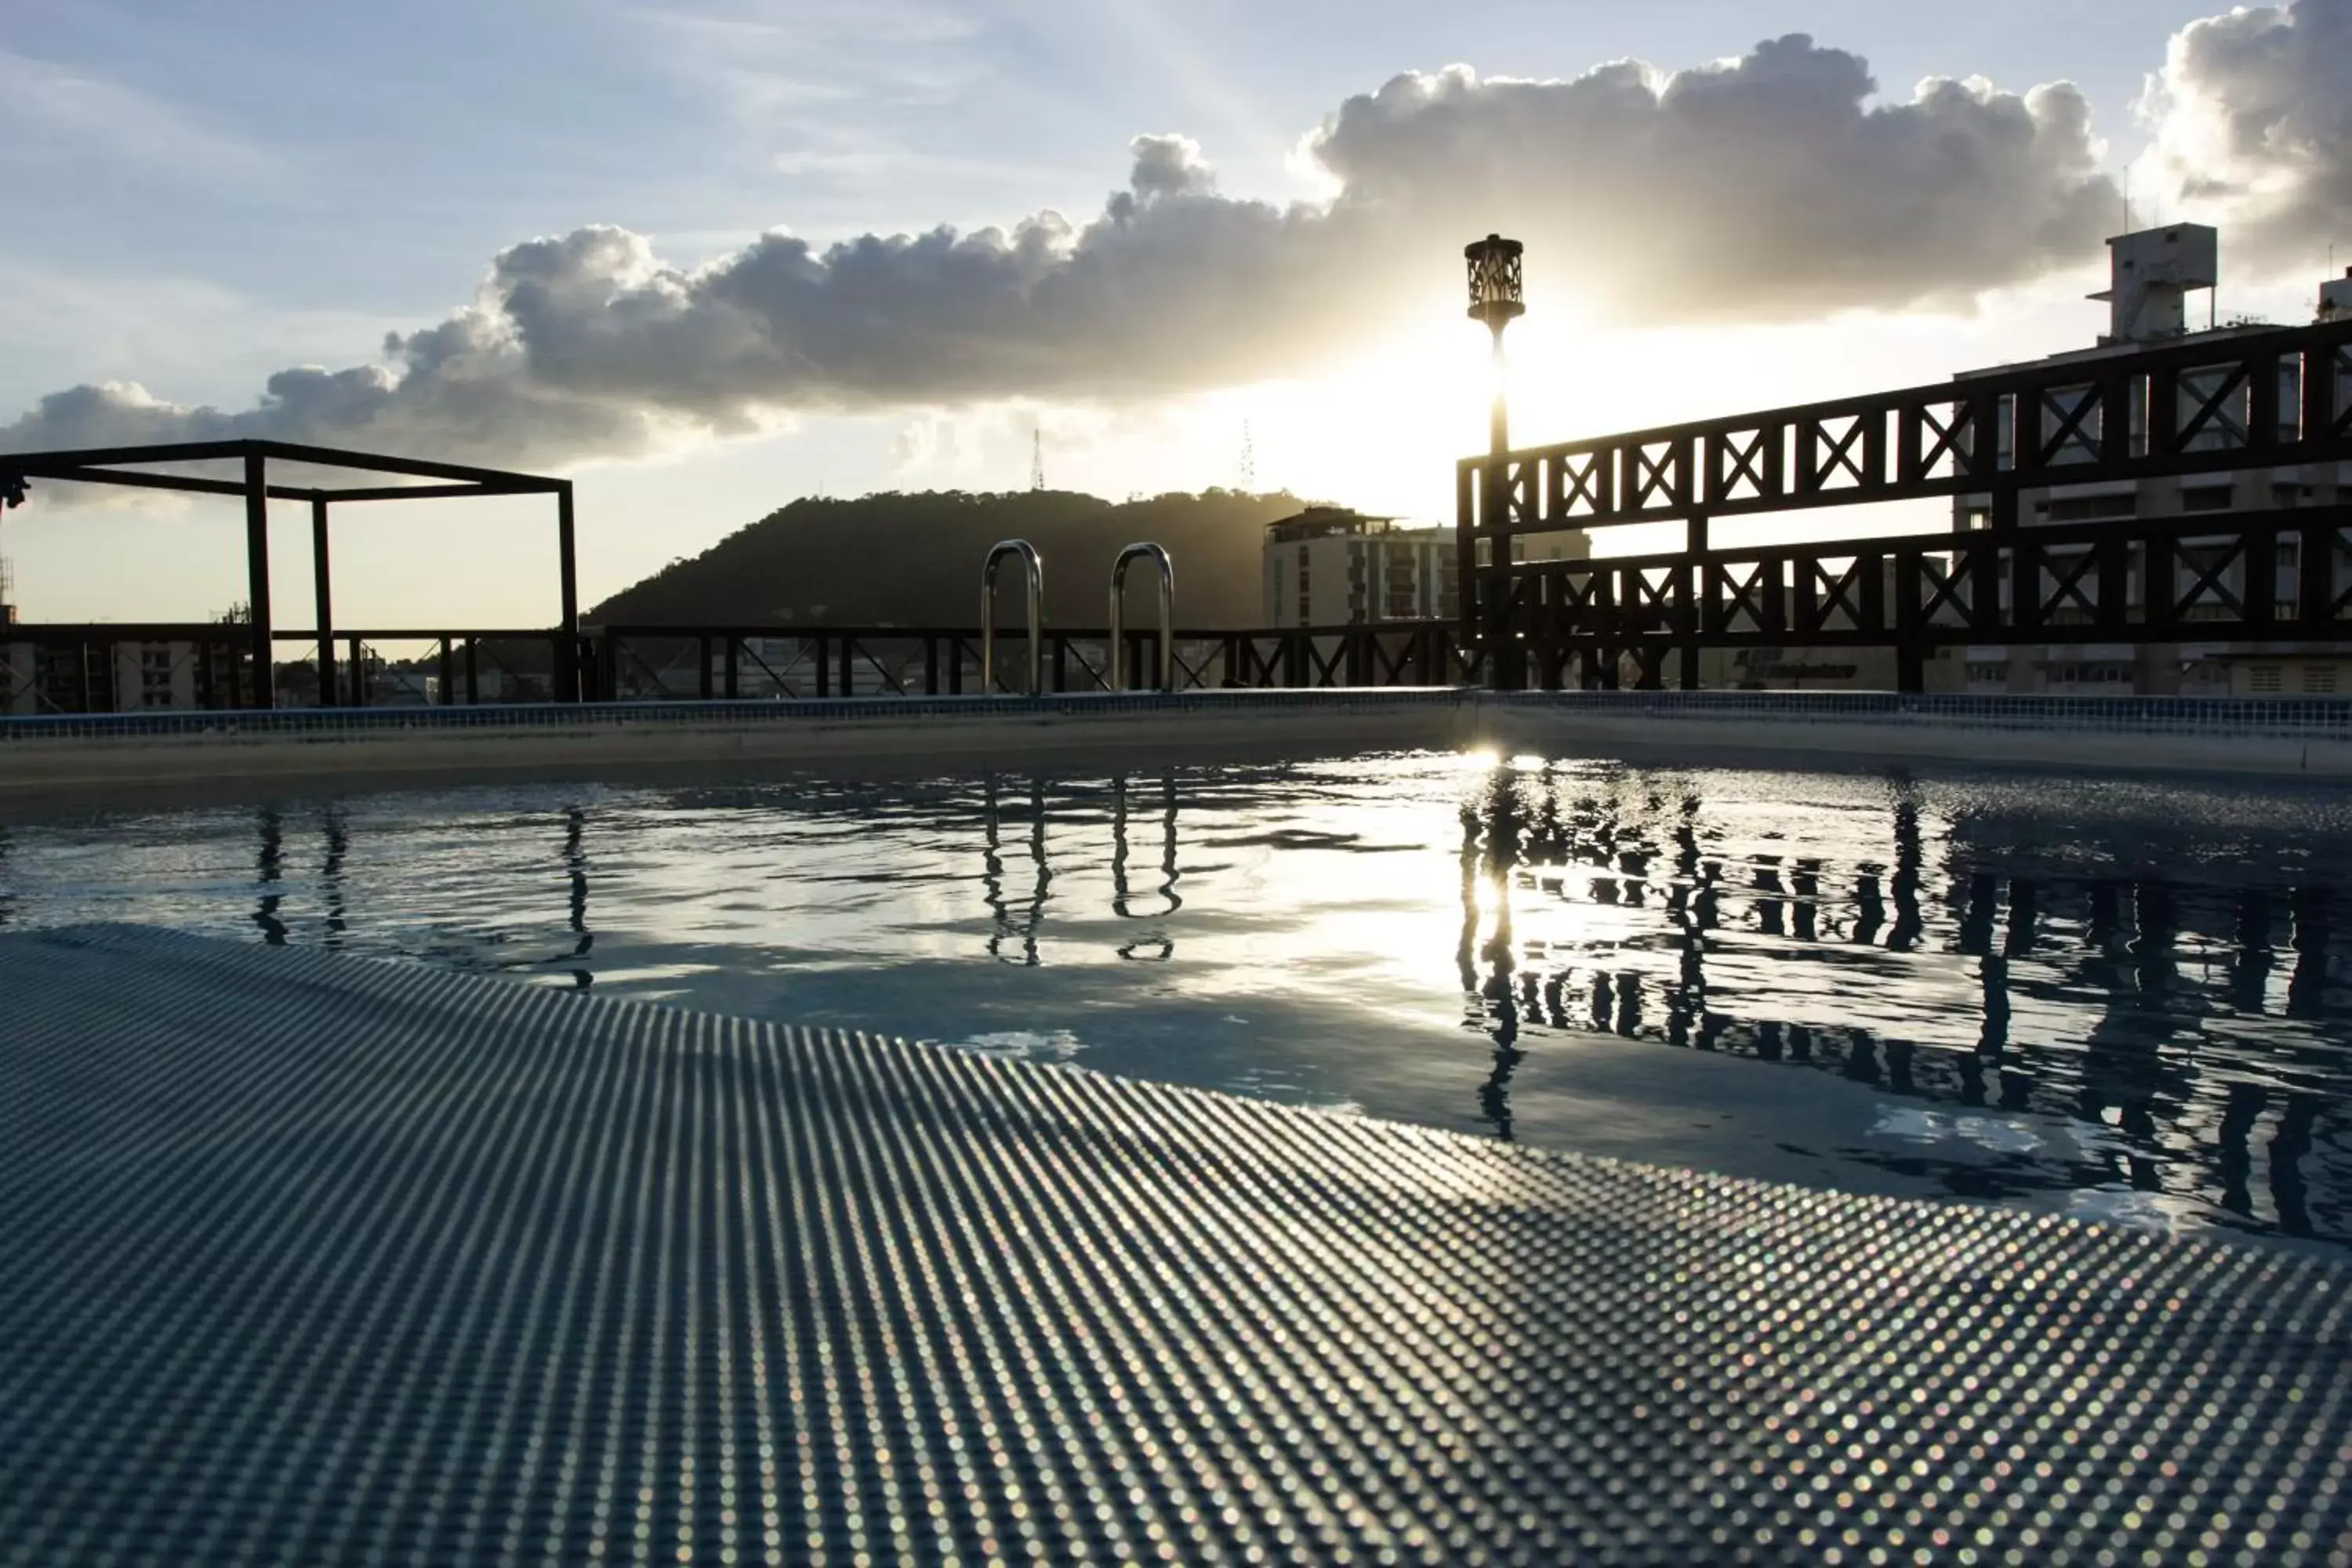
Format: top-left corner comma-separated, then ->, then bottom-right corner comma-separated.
1465,235 -> 1526,689
1465,234 -> 1525,456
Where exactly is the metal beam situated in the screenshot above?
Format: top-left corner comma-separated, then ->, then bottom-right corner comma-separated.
556,484 -> 579,702
0,466 -> 323,503
1464,316 -> 2352,535
0,623 -> 257,642
311,498 -> 335,707
314,483 -> 543,503
2,437 -> 561,493
249,438 -> 557,489
244,452 -> 274,710
264,627 -> 552,642
1,441 -> 254,470
262,630 -> 550,639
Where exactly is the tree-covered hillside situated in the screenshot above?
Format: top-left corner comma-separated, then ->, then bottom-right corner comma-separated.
588,488 -> 1310,630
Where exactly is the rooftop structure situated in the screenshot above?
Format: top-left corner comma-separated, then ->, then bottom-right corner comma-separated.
1951,227 -> 2352,696
2089,223 -> 2220,345
2321,267 -> 2352,324
0,439 -> 581,708
1262,505 -> 1406,543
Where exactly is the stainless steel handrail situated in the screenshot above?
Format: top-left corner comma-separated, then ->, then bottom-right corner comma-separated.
981,539 -> 1044,695
1109,542 -> 1174,692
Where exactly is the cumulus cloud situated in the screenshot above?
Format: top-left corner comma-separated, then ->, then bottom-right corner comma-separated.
1310,39 -> 2113,316
3,34 -> 2119,470
2142,0 -> 2352,271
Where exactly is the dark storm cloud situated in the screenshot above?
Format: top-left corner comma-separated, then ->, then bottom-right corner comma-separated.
3,34 -> 2122,469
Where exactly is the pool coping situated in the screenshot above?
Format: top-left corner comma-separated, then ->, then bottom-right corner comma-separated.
9,684 -> 2352,742
9,687 -> 2352,797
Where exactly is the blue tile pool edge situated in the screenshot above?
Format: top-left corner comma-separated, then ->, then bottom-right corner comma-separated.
10,685 -> 2352,745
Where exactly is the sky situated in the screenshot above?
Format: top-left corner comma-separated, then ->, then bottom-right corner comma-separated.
4,0 -> 2350,628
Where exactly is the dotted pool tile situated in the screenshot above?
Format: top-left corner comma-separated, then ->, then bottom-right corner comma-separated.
1,924 -> 2347,1566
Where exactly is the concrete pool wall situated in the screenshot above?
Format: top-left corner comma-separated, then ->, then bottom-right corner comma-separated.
5,688 -> 2352,800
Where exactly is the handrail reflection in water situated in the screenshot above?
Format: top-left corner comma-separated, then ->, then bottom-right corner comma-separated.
1112,774 -> 1181,960
982,775 -> 1050,966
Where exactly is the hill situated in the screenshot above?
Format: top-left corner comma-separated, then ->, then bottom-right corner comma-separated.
586,488 -> 1311,630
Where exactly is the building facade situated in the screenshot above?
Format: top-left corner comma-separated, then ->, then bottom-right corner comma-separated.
1941,224 -> 2352,697
1704,227 -> 2352,695
1265,506 -> 1588,629
2,639 -> 239,716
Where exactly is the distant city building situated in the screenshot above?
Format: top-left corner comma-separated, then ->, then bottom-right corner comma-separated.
1265,506 -> 1588,629
1716,226 -> 2352,695
1939,223 -> 2352,698
3,639 -> 239,716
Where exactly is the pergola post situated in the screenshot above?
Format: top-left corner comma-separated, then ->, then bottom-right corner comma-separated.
243,450 -> 274,709
556,482 -> 579,702
311,496 -> 336,706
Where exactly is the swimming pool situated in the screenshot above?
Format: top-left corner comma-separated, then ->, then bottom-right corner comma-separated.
2,745 -> 2346,1254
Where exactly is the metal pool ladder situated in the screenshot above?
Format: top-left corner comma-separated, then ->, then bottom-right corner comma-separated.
1109,542 -> 1174,692
981,539 -> 1044,695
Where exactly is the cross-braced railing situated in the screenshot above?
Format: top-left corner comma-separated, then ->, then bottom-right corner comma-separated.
1461,315 -> 2352,689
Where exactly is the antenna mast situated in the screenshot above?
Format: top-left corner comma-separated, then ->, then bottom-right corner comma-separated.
1030,424 -> 1046,492
1240,419 -> 1256,492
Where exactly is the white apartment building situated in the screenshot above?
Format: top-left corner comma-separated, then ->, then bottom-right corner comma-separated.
2,639 -> 230,715
2,644 -> 27,715
1263,506 -> 1588,629
1945,224 -> 2352,697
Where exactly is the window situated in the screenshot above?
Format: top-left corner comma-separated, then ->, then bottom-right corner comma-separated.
2303,666 -> 2339,695
2048,662 -> 2132,686
2249,666 -> 2285,693
1965,662 -> 2009,684
1384,545 -> 1418,620
140,647 -> 175,708
2039,495 -> 2136,523
2182,485 -> 2235,512
1296,544 -> 1311,624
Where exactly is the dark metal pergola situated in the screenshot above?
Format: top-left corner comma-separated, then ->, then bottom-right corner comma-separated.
0,439 -> 579,706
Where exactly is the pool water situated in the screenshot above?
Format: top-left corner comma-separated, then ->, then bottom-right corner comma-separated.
2,749 -> 2348,1254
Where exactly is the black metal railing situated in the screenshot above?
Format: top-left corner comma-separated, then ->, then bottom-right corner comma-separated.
1461,315 -> 2352,690
0,622 -> 1477,713
1485,506 -> 2352,689
584,623 -> 1475,702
